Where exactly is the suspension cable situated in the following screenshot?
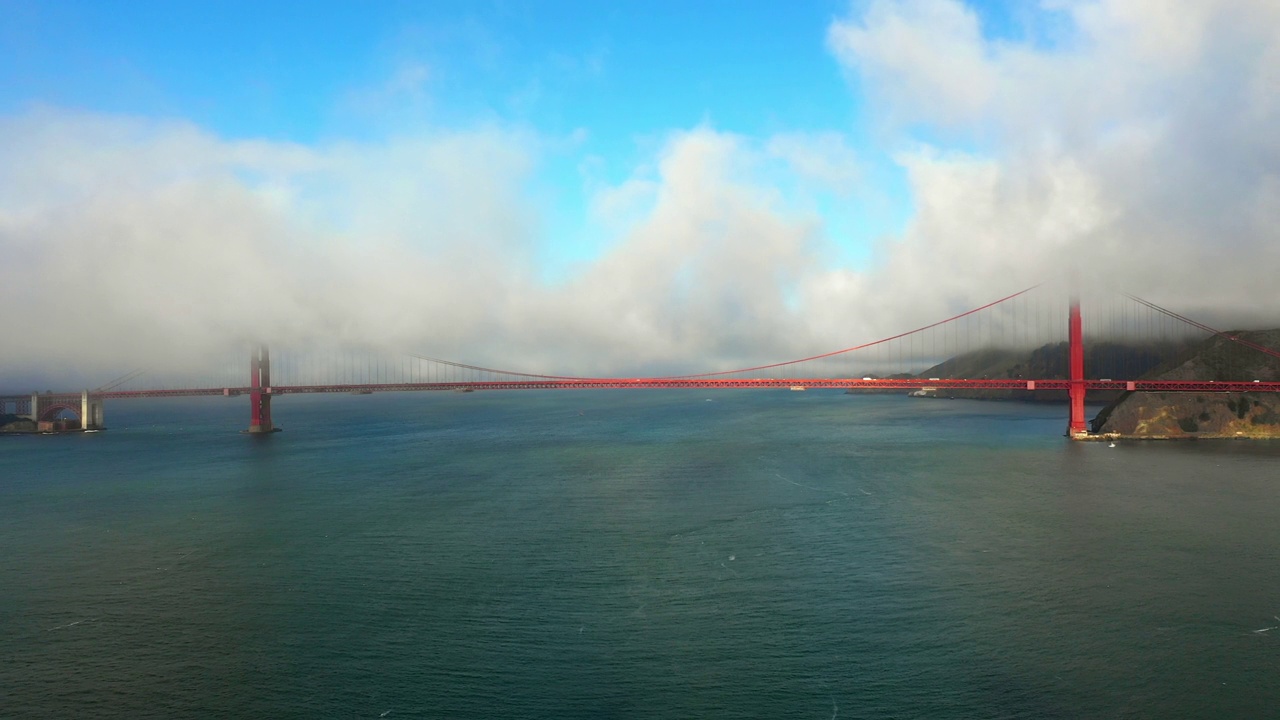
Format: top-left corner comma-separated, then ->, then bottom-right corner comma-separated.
1123,294 -> 1280,362
660,284 -> 1042,379
95,367 -> 150,392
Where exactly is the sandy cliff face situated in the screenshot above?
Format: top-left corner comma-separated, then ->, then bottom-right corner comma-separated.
1094,392 -> 1280,438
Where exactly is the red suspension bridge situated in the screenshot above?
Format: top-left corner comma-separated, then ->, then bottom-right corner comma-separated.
5,286 -> 1280,438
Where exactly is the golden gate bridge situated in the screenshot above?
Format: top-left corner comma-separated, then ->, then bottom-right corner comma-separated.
5,286 -> 1280,438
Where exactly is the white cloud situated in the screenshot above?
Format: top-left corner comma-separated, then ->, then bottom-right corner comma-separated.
0,111 -> 857,383
766,132 -> 862,196
0,107 -> 543,382
827,0 -> 998,127
826,0 -> 1280,322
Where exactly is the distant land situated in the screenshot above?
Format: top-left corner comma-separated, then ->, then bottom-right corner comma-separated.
874,330 -> 1280,439
0,414 -> 35,433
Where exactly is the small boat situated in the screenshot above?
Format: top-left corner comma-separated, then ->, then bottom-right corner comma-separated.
789,386 -> 806,392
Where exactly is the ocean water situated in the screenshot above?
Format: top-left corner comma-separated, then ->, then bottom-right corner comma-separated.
2,390 -> 1279,719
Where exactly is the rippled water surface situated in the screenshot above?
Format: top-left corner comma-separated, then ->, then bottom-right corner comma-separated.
3,391 -> 1279,718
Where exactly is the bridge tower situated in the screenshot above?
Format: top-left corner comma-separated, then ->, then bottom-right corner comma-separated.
247,344 -> 276,434
1067,296 -> 1088,438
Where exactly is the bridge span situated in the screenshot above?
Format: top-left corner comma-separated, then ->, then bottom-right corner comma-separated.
5,289 -> 1280,438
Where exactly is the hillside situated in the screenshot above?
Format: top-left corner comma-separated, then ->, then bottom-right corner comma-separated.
0,413 -> 36,433
1092,329 -> 1280,438
905,340 -> 1187,401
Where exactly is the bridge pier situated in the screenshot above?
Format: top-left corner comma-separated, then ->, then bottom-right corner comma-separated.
1067,296 -> 1088,438
80,391 -> 105,430
247,344 -> 276,434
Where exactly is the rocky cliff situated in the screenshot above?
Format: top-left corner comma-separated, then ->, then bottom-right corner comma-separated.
1092,329 -> 1280,438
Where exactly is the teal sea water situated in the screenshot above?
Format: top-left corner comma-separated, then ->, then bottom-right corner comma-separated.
2,391 -> 1279,718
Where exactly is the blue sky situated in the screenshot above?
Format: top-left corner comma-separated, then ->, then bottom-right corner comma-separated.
0,1 -> 1060,275
0,0 -> 1018,269
4,1 -> 866,138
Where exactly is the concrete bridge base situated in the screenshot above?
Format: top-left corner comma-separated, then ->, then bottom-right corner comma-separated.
80,391 -> 105,430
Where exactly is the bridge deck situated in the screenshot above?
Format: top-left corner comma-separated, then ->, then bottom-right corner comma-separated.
14,378 -> 1269,399
7,379 -> 1280,405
